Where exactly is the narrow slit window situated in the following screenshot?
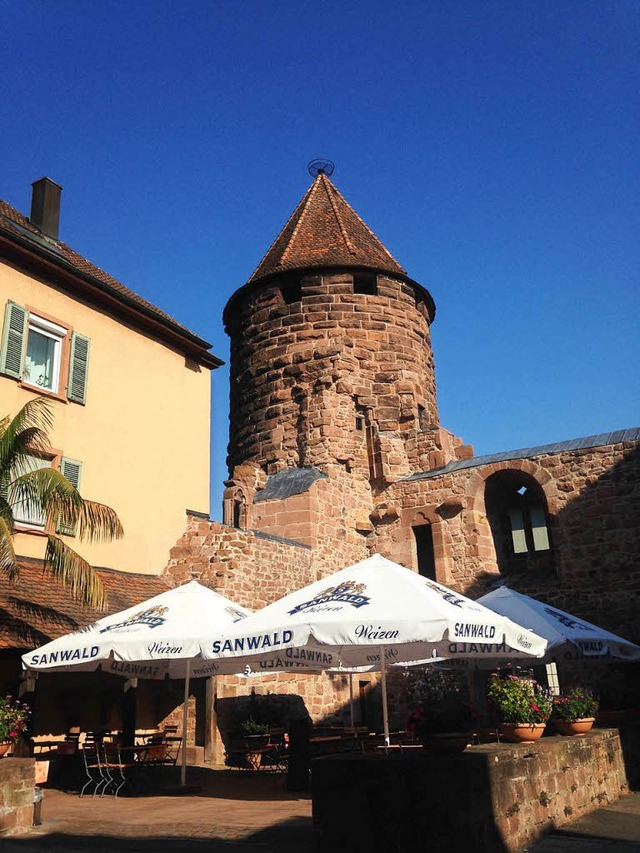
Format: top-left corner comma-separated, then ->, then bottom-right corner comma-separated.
413,524 -> 436,580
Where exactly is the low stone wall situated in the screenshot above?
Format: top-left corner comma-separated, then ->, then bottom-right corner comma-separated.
312,729 -> 628,853
0,758 -> 35,835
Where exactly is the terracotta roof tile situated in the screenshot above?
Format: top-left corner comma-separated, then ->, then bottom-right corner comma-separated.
0,558 -> 169,650
247,173 -> 406,284
0,199 -> 221,367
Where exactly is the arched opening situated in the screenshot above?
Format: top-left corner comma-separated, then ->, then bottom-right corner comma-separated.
233,492 -> 247,529
484,470 -> 554,575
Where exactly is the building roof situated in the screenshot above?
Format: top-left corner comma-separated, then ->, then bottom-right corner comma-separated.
247,173 -> 406,284
0,558 -> 169,650
253,466 -> 328,503
403,427 -> 640,482
0,199 -> 222,369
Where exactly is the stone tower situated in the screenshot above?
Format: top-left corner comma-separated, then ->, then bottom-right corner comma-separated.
222,169 -> 471,569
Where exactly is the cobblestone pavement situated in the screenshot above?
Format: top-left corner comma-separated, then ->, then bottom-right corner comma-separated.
4,768 -> 640,852
5,768 -> 313,852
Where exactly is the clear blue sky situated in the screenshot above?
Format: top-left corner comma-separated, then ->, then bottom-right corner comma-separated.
2,1 -> 638,520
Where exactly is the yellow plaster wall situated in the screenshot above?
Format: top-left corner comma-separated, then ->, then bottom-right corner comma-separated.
0,259 -> 212,574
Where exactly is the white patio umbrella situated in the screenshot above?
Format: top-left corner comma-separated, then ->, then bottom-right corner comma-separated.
478,586 -> 640,663
22,580 -> 251,784
200,555 -> 548,745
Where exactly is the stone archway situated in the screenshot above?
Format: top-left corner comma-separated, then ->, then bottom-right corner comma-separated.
466,461 -> 556,577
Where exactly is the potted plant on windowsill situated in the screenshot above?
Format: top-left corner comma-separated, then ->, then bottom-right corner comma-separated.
551,687 -> 599,736
0,695 -> 30,757
404,669 -> 476,755
487,668 -> 552,743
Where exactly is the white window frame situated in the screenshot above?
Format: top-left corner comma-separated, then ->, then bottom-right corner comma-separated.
23,315 -> 66,394
10,454 -> 52,530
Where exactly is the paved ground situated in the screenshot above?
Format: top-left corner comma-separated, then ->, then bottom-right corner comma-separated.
5,768 -> 640,852
528,791 -> 640,852
7,768 -> 313,852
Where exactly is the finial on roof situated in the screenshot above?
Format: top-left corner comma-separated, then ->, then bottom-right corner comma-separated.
307,158 -> 334,178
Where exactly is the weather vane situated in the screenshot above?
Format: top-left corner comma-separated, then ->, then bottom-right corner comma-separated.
307,159 -> 335,177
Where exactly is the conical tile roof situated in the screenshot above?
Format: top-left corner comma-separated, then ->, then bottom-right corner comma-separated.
247,173 -> 406,284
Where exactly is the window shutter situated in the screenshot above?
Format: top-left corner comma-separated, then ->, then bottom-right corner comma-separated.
530,505 -> 550,552
0,301 -> 27,379
56,457 -> 82,536
68,333 -> 90,404
508,508 -> 528,554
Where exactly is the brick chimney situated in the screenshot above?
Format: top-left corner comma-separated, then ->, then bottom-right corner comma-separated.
30,177 -> 62,239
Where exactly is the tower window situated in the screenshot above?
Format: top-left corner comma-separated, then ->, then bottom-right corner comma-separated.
417,405 -> 428,431
353,273 -> 377,295
355,417 -> 364,431
281,281 -> 302,305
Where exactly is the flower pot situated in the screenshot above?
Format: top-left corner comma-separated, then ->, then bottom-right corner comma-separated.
553,717 -> 595,737
498,723 -> 546,744
420,732 -> 470,755
0,742 -> 11,758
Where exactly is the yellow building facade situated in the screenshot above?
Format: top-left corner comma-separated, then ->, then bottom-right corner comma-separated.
0,178 -> 220,574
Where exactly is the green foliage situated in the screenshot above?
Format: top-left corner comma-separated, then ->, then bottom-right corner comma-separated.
551,687 -> 599,721
0,694 -> 30,742
506,803 -> 520,817
0,399 -> 124,607
487,669 -> 552,724
240,717 -> 270,736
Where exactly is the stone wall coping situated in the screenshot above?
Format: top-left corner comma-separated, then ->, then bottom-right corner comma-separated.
402,428 -> 640,482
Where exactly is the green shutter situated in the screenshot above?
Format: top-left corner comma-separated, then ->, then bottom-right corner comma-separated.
0,301 -> 27,379
68,333 -> 90,404
56,457 -> 82,536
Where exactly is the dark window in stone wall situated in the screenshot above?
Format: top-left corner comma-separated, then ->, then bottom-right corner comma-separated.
353,273 -> 378,295
413,524 -> 436,580
484,471 -> 554,575
282,280 -> 302,305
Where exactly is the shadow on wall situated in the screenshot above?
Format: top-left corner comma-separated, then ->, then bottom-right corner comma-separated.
462,445 -> 640,787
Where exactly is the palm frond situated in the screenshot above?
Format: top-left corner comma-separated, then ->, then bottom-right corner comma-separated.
0,516 -> 17,581
0,399 -> 53,471
76,500 -> 124,543
44,536 -> 107,610
10,467 -> 82,527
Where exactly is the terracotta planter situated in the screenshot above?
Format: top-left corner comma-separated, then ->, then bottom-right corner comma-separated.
553,717 -> 595,736
420,732 -> 470,755
498,723 -> 546,744
0,742 -> 11,758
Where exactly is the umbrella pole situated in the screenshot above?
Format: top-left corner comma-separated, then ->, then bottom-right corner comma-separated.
349,673 -> 355,729
379,646 -> 390,753
180,659 -> 191,786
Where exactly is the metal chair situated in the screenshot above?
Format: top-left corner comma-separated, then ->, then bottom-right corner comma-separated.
80,741 -> 108,797
102,741 -> 133,797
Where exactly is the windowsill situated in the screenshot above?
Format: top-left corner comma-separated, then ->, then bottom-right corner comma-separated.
18,380 -> 68,403
13,523 -> 49,537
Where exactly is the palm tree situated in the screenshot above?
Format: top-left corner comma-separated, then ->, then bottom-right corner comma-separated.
0,398 -> 123,608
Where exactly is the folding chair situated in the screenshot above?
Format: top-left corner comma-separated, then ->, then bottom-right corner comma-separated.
80,742 -> 108,797
103,741 -> 134,797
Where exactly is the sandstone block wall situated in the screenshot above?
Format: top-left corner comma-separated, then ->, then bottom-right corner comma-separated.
376,439 -> 640,602
0,758 -> 35,835
164,514 -> 314,610
312,730 -> 629,853
224,271 -> 448,480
